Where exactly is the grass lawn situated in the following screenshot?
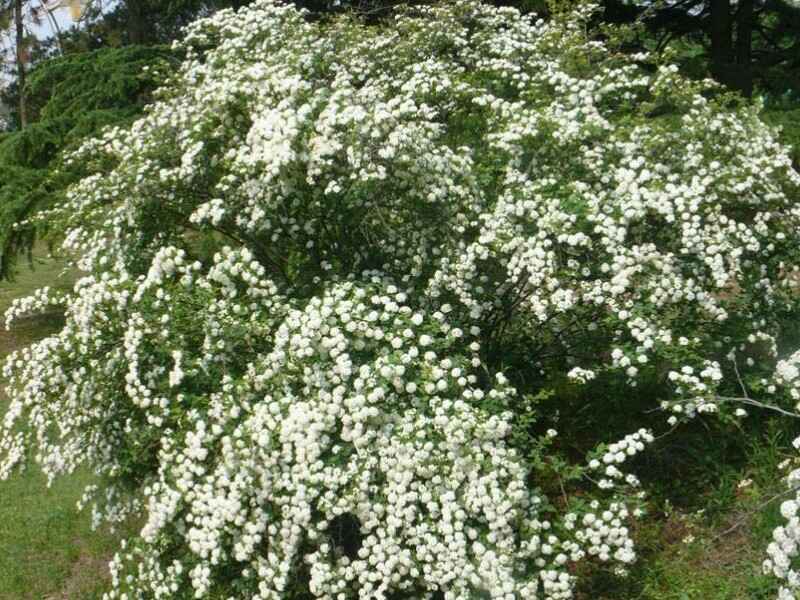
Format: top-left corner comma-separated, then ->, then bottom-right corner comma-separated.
0,252 -> 124,600
576,436 -> 789,599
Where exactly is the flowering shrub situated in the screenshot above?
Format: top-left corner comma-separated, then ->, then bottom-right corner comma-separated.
2,1 -> 800,598
764,351 -> 800,598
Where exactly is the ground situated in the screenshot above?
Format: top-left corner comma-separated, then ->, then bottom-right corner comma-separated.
0,252 -> 124,600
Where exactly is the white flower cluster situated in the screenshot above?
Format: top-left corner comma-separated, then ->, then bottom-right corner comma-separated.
3,285 -> 66,329
764,354 -> 800,597
2,0 -> 800,598
776,350 -> 800,402
660,360 -> 726,418
766,498 -> 800,595
126,281 -> 569,599
588,429 -> 654,490
572,501 -> 637,567
3,260 -> 642,598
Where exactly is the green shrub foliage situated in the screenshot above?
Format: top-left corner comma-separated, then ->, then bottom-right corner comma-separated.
2,1 -> 800,598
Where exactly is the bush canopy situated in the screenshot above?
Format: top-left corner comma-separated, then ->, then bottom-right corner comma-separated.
3,1 -> 800,599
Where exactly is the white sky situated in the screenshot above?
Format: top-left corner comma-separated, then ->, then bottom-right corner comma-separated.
37,3 -> 75,37
13,2 -> 80,42
0,2 -> 105,89
1,2 -> 124,54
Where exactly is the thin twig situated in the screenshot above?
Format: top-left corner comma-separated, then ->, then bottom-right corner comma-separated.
731,353 -> 749,400
650,396 -> 800,420
714,396 -> 800,419
712,484 -> 800,543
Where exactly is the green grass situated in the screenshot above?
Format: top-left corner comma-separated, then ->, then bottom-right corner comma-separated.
0,251 -> 125,600
574,419 -> 795,599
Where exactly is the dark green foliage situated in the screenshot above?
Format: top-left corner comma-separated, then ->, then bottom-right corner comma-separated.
598,0 -> 800,98
763,107 -> 800,168
0,165 -> 44,275
0,118 -> 73,168
80,1 -> 196,45
25,46 -> 177,123
0,45 -> 175,280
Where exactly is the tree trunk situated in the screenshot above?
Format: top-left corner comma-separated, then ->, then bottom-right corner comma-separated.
735,0 -> 754,96
709,0 -> 734,87
127,0 -> 148,44
14,0 -> 27,129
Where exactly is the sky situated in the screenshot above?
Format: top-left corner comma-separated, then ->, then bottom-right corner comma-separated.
37,2 -> 77,37
1,1 -> 95,89
11,1 -> 80,42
